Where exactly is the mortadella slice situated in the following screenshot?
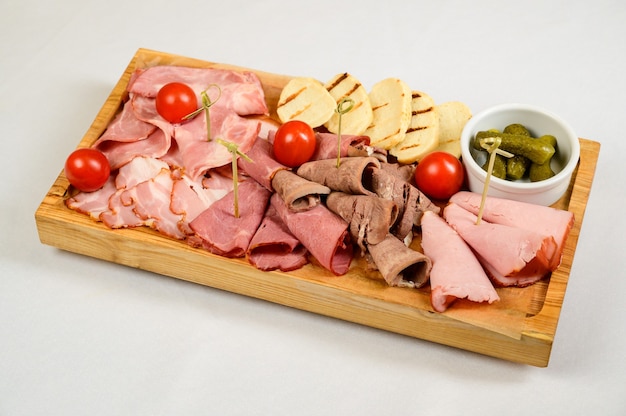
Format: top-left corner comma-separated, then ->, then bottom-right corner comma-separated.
270,193 -> 353,276
421,211 -> 500,312
449,191 -> 574,270
367,233 -> 432,288
296,157 -> 380,196
442,203 -> 556,277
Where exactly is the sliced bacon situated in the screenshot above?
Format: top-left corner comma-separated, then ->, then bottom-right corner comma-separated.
421,211 -> 500,312
189,179 -> 271,258
442,203 -> 556,277
270,193 -> 353,276
247,204 -> 309,272
367,233 -> 431,288
296,157 -> 380,196
449,191 -> 574,270
326,192 -> 398,251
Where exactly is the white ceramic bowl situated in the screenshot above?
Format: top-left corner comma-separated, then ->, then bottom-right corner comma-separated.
460,103 -> 580,206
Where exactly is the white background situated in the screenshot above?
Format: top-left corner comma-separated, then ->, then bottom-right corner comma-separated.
2,0 -> 625,414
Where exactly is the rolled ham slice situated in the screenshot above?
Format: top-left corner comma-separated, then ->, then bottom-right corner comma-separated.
270,193 -> 353,276
421,211 -> 500,312
442,203 -> 556,277
310,132 -> 371,160
247,204 -> 309,272
449,191 -> 574,270
326,192 -> 398,251
367,234 -> 432,288
237,137 -> 287,191
296,157 -> 380,196
189,179 -> 271,258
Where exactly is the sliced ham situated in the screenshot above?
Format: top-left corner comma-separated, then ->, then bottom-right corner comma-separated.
449,191 -> 574,270
296,157 -> 380,196
310,132 -> 371,160
247,204 -> 309,272
326,191 -> 398,251
270,193 -> 353,276
442,203 -> 556,277
65,176 -> 118,222
421,211 -> 500,312
93,99 -> 156,145
366,233 -> 432,288
189,179 -> 271,258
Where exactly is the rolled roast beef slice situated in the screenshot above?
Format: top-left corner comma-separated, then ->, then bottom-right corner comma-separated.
449,191 -> 574,270
238,137 -> 288,191
296,157 -> 381,196
421,211 -> 500,313
270,193 -> 353,276
326,192 -> 398,250
367,233 -> 432,288
271,170 -> 331,212
247,204 -> 309,272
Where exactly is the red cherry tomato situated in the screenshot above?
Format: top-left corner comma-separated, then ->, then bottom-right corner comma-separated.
414,151 -> 465,200
272,120 -> 317,167
64,148 -> 111,192
155,82 -> 198,124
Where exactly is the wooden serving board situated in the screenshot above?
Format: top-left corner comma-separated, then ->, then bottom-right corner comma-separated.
35,48 -> 600,367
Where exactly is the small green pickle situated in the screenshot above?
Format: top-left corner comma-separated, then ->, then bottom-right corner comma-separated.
503,123 -> 530,136
473,131 -> 555,165
529,160 -> 556,182
506,154 -> 530,180
482,153 -> 507,179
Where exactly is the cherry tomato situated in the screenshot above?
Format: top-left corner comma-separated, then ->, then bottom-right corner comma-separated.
155,82 -> 198,124
272,120 -> 317,167
64,148 -> 111,192
414,151 -> 465,200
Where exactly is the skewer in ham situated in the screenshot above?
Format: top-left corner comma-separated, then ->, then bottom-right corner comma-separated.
367,233 -> 432,288
449,191 -> 574,270
270,193 -> 353,276
296,157 -> 381,196
189,179 -> 271,258
421,211 -> 500,312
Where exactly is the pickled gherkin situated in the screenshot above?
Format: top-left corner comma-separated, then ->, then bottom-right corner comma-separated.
503,123 -> 530,136
506,154 -> 530,180
529,160 -> 556,182
482,153 -> 507,179
473,131 -> 555,165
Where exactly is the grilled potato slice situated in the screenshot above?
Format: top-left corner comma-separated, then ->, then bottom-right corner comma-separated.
433,101 -> 472,158
277,77 -> 336,128
389,90 -> 440,163
324,73 -> 373,135
363,78 -> 412,150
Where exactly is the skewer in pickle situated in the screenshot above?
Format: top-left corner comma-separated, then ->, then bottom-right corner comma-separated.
473,131 -> 555,165
506,154 -> 530,180
482,153 -> 507,179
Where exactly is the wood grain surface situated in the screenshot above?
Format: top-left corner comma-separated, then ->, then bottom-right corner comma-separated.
35,49 -> 601,367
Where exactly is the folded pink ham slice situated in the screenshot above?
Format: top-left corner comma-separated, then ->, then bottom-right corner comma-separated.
449,191 -> 574,270
421,211 -> 500,312
190,179 -> 271,258
442,203 -> 556,277
270,193 -> 353,276
310,132 -> 371,160
247,204 -> 309,272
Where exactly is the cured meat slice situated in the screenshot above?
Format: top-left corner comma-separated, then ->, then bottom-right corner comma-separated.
310,132 -> 371,160
476,252 -> 549,287
296,157 -> 380,196
449,191 -> 574,270
189,179 -> 271,258
270,193 -> 353,276
65,176 -> 118,222
97,128 -> 171,171
247,204 -> 309,272
237,137 -> 287,191
128,65 -> 268,117
271,170 -> 330,212
93,99 -> 156,145
442,203 -> 556,277
421,211 -> 500,312
367,233 -> 432,288
326,192 -> 398,251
